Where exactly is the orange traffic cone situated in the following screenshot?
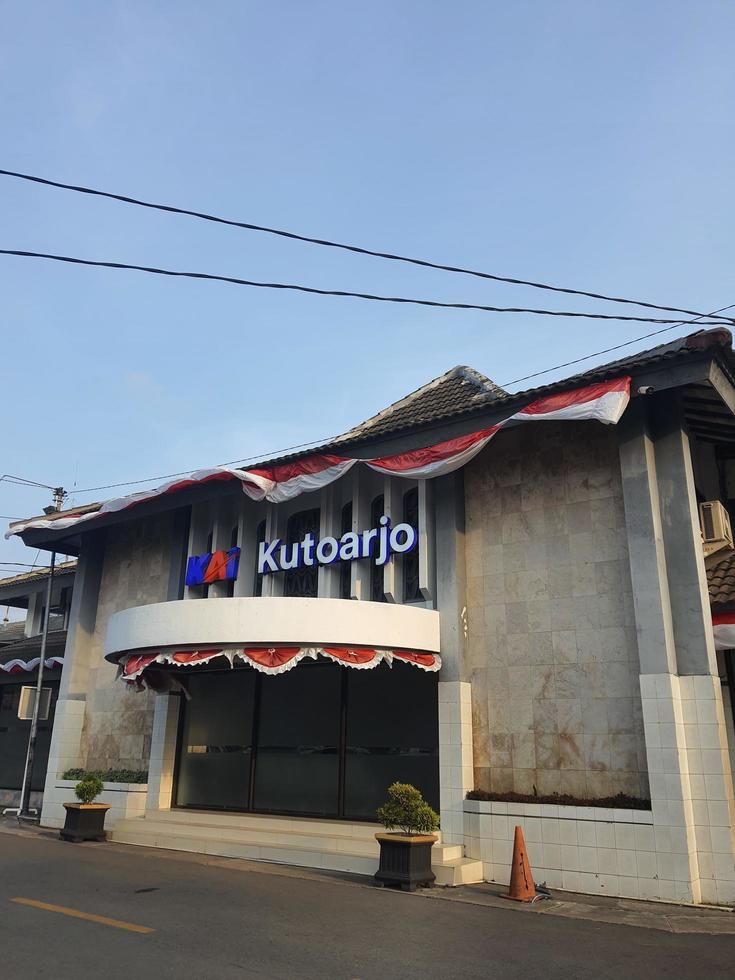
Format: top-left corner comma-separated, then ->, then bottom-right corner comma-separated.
503,825 -> 536,902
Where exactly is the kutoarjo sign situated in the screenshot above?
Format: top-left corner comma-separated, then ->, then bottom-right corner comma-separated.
258,516 -> 417,575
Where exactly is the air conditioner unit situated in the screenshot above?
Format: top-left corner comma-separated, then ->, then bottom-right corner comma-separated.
700,500 -> 734,565
17,686 -> 52,722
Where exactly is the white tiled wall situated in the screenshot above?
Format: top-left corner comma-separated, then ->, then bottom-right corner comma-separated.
42,780 -> 148,830
439,681 -> 474,844
464,798 -> 655,899
463,670 -> 735,904
642,672 -> 735,905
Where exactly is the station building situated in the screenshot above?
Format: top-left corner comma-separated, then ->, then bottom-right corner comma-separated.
9,328 -> 735,903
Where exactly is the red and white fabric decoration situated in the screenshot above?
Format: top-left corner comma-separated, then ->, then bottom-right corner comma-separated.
120,644 -> 441,683
0,656 -> 64,674
712,612 -> 735,650
6,376 -> 630,537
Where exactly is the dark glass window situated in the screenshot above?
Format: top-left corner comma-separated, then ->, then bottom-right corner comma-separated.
344,663 -> 439,819
370,494 -> 386,603
225,523 -> 238,598
254,520 -> 266,597
253,663 -> 341,816
403,488 -> 421,602
173,661 -> 439,821
340,502 -> 353,600
284,508 -> 320,598
175,671 -> 256,809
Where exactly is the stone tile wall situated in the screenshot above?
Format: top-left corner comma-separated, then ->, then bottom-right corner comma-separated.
79,514 -> 175,771
464,421 -> 648,800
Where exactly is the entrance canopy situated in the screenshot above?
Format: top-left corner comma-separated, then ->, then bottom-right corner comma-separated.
122,644 -> 440,684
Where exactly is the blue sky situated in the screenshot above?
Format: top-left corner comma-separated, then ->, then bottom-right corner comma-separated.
2,1 -> 734,576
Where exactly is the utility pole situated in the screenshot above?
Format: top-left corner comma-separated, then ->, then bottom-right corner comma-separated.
17,549 -> 56,821
9,484 -> 66,819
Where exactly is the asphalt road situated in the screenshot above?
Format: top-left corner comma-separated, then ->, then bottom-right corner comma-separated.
0,831 -> 732,980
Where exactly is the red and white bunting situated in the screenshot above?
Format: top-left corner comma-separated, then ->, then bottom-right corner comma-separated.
6,376 -> 630,538
713,612 -> 735,651
0,656 -> 64,674
120,645 -> 441,683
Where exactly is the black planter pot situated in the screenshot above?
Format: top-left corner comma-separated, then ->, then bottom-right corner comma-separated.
374,833 -> 437,891
60,803 -> 111,842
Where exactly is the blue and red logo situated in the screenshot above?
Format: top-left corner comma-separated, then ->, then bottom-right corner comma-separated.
185,547 -> 240,587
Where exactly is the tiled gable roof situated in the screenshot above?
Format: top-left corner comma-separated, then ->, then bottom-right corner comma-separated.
708,553 -> 735,608
333,365 -> 506,444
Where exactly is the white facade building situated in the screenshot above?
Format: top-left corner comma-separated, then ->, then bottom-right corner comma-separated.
9,330 -> 735,903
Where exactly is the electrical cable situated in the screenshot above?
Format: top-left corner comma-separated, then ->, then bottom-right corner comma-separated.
0,249 -> 731,326
502,303 -> 735,387
59,306 -> 732,497
0,167 -> 729,324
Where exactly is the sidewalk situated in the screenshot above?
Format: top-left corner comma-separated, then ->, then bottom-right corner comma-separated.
422,880 -> 735,935
2,816 -> 733,936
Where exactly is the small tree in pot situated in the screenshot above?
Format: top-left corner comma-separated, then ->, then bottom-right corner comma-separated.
374,782 -> 440,891
60,776 -> 111,842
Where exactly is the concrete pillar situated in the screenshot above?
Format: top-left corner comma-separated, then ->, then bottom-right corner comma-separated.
619,396 -> 735,903
24,592 -> 43,637
434,471 -> 467,683
438,680 -> 473,844
418,481 -> 436,603
317,484 -> 340,598
618,400 -> 677,675
652,395 -> 718,677
350,468 -> 371,601
40,531 -> 106,826
166,507 -> 191,601
146,694 -> 181,812
434,472 -> 472,845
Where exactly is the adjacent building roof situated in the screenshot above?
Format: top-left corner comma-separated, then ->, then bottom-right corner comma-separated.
0,621 -> 26,646
0,627 -> 67,669
708,554 -> 735,610
0,561 -> 77,589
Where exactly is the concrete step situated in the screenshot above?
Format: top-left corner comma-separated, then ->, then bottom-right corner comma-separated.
113,822 -> 379,875
115,818 -> 381,858
142,808 -> 389,843
111,810 -> 481,886
433,858 -> 485,887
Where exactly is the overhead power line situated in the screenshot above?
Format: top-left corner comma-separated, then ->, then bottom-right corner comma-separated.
0,562 -> 48,568
0,167 -> 729,324
51,306 -> 732,499
1,249 -> 731,326
502,303 -> 735,387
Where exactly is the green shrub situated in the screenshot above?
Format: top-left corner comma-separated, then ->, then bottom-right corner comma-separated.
62,768 -> 148,784
376,782 -> 440,836
75,776 -> 104,805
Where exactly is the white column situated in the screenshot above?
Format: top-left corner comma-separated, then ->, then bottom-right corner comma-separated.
146,694 -> 181,812
39,698 -> 86,827
439,680 -> 473,845
40,533 -> 105,827
318,484 -> 340,598
418,481 -> 436,603
24,592 -> 43,637
382,476 -> 402,603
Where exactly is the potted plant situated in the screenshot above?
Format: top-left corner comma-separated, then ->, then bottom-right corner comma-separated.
60,776 -> 110,842
374,782 -> 440,891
